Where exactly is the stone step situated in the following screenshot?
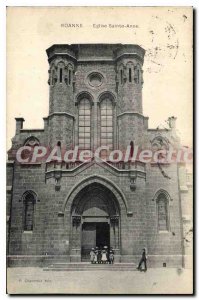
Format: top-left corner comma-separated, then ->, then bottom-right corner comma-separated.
44,262 -> 138,271
47,262 -> 136,267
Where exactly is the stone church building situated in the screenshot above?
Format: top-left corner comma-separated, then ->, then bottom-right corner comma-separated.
7,44 -> 192,267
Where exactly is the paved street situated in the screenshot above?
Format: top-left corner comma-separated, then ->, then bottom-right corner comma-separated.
7,267 -> 193,294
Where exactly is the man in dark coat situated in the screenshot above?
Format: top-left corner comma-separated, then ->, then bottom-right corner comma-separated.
137,248 -> 147,271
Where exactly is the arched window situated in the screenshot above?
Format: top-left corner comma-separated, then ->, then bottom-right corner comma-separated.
137,69 -> 140,83
126,62 -> 134,84
78,98 -> 91,149
120,69 -> 123,84
24,137 -> 40,147
59,68 -> 63,83
23,191 -> 36,231
130,141 -> 134,159
69,70 -> 71,85
21,137 -> 40,161
50,63 -> 57,86
100,98 -> 113,151
157,193 -> 169,231
68,65 -> 73,86
129,68 -> 132,82
134,65 -> 141,84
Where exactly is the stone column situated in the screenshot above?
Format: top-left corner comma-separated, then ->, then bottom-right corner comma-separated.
110,223 -> 116,249
110,216 -> 120,252
71,216 -> 81,262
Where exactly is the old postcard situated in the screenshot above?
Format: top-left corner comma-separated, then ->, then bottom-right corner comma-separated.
6,6 -> 193,294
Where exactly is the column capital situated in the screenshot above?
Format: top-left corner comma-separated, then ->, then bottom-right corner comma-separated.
72,215 -> 81,226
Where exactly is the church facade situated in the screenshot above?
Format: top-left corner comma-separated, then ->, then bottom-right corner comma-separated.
7,44 -> 192,267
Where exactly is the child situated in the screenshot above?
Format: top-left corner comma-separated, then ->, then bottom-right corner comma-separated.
90,248 -> 95,264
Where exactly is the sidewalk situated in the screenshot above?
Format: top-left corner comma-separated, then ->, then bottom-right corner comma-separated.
7,267 -> 193,294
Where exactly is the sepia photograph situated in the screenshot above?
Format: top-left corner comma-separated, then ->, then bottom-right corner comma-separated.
6,6 -> 193,294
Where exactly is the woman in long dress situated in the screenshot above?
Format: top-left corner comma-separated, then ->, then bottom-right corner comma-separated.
94,250 -> 98,264
101,250 -> 107,264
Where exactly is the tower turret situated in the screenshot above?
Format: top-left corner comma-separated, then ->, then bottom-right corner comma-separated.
46,45 -> 76,147
115,45 -> 145,114
114,45 -> 147,150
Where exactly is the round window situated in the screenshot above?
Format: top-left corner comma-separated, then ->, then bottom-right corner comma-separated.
88,72 -> 103,87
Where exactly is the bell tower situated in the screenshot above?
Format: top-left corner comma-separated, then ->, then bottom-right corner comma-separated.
114,45 -> 147,150
115,45 -> 144,114
46,45 -> 76,148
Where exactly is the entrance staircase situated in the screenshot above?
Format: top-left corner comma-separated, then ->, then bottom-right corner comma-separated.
43,262 -> 137,271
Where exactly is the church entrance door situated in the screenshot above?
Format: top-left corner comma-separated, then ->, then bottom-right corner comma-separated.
81,221 -> 110,260
96,222 -> 110,249
70,182 -> 120,262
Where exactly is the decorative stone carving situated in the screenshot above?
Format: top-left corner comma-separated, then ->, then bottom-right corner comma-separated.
72,216 -> 81,227
110,216 -> 119,224
151,136 -> 169,151
54,170 -> 62,191
54,76 -> 58,84
129,172 -> 137,191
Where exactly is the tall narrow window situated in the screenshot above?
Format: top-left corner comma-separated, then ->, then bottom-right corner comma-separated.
78,98 -> 91,150
137,69 -> 140,84
59,68 -> 62,83
129,68 -> 132,82
69,70 -> 71,85
134,66 -> 141,84
120,70 -> 123,84
157,194 -> 168,231
130,141 -> 134,159
23,192 -> 35,231
100,98 -> 113,151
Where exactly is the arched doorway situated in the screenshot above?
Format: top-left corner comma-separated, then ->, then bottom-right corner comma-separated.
70,182 -> 120,261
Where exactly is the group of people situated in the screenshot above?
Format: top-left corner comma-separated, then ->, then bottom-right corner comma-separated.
90,246 -> 114,264
89,247 -> 147,271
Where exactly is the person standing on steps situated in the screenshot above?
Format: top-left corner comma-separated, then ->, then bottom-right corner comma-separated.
109,251 -> 114,264
101,249 -> 107,264
109,247 -> 114,264
97,249 -> 102,264
90,248 -> 95,264
94,248 -> 98,264
137,248 -> 147,272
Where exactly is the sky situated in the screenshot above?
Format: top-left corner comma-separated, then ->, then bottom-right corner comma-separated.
6,6 -> 193,149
